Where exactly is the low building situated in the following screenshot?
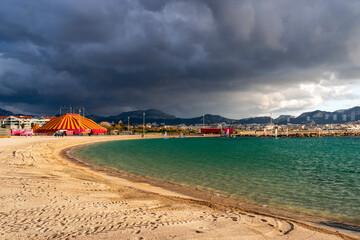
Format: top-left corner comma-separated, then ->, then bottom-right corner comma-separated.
0,116 -> 53,130
0,116 -> 33,130
200,127 -> 221,134
32,117 -> 56,127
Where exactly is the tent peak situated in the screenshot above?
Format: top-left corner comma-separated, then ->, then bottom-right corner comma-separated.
65,113 -> 80,116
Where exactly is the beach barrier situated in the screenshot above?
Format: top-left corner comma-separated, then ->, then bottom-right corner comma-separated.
0,128 -> 11,138
11,129 -> 33,136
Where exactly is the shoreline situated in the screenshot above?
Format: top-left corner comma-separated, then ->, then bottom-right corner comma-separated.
1,135 -> 359,239
64,136 -> 360,237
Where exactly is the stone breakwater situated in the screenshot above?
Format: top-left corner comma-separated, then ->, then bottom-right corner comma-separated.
237,130 -> 360,138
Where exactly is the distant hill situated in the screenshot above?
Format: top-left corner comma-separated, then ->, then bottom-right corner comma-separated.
85,106 -> 360,125
0,107 -> 37,117
109,109 -> 176,121
0,108 -> 14,116
290,107 -> 360,124
88,109 -> 176,124
87,110 -> 274,125
274,115 -> 296,124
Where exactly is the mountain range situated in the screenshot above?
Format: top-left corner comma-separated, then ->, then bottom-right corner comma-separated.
0,108 -> 39,118
2,106 -> 360,125
0,108 -> 16,116
85,109 -> 273,126
86,107 -> 360,125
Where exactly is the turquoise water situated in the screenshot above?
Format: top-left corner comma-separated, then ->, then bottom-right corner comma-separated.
72,137 -> 360,224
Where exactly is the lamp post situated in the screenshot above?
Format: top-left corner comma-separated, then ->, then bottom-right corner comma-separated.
143,112 -> 145,137
59,105 -> 66,116
79,109 -> 81,135
128,116 -> 130,131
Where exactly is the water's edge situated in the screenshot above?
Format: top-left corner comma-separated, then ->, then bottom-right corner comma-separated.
61,140 -> 360,238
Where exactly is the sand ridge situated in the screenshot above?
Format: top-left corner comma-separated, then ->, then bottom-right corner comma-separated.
0,135 -> 357,239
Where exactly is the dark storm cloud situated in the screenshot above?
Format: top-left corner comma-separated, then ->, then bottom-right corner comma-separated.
0,0 -> 360,117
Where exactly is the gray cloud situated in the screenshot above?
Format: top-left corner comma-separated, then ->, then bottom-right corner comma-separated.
0,0 -> 360,117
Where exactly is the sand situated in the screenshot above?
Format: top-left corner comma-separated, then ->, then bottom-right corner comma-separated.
0,135 -> 358,240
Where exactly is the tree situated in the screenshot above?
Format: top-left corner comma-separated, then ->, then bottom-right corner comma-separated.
100,121 -> 111,128
100,122 -> 112,135
118,121 -> 126,131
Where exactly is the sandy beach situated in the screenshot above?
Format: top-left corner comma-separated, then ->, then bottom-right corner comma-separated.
0,135 -> 358,240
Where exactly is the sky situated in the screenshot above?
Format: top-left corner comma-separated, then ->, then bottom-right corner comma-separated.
1,0 -> 360,118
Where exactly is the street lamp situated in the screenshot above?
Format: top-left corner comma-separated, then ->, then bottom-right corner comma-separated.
79,108 -> 81,135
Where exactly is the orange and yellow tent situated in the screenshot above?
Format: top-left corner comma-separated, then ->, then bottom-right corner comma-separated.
35,114 -> 107,135
32,123 -> 40,131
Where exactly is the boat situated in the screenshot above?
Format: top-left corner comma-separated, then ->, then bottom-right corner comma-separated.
164,131 -> 167,139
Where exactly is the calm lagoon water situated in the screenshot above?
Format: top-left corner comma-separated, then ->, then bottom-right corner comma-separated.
72,137 -> 360,224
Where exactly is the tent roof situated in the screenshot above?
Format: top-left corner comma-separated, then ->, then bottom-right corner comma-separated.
32,123 -> 40,130
36,114 -> 107,134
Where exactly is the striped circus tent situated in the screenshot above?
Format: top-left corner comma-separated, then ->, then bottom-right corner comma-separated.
35,114 -> 107,135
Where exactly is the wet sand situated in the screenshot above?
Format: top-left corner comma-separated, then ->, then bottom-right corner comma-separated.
0,135 -> 358,239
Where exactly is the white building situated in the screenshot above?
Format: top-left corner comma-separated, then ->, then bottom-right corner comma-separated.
0,116 -> 33,129
351,114 -> 356,121
32,117 -> 55,127
0,116 -> 53,130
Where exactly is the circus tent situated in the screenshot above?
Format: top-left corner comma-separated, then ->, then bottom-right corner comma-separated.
35,114 -> 107,135
32,123 -> 40,131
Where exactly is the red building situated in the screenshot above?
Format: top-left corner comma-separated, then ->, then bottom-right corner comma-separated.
200,128 -> 222,134
223,128 -> 234,134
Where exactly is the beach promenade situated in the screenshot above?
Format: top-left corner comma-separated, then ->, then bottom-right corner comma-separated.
0,135 -> 357,239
